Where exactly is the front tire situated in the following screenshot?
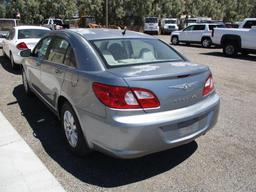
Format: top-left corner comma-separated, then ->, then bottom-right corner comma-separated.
171,36 -> 179,45
223,42 -> 238,57
61,102 -> 91,156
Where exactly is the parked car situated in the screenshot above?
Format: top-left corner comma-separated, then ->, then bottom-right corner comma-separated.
239,18 -> 256,28
42,18 -> 69,30
2,26 -> 50,69
160,18 -> 179,34
144,17 -> 159,35
20,29 -> 220,158
0,18 -> 19,48
212,27 -> 256,57
171,23 -> 225,48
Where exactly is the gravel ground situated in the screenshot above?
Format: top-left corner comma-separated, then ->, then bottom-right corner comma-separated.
0,35 -> 256,192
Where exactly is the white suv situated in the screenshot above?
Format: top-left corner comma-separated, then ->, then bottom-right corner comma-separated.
171,23 -> 225,48
144,17 -> 159,35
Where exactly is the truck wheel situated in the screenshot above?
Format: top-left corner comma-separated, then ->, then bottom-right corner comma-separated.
223,43 -> 238,57
171,36 -> 179,45
202,38 -> 212,48
60,102 -> 91,156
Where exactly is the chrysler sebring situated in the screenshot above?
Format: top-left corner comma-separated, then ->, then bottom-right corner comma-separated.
20,29 -> 220,158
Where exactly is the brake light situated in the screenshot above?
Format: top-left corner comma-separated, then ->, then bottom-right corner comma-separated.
203,74 -> 214,96
92,82 -> 160,109
16,42 -> 28,50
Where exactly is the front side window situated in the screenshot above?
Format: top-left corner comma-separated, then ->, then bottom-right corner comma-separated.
183,25 -> 194,31
33,37 -> 52,59
47,37 -> 69,64
18,29 -> 49,39
92,38 -> 183,67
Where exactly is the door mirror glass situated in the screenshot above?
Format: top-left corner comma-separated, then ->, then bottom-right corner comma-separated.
20,49 -> 31,57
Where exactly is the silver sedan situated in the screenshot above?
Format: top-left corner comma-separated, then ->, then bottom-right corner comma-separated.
20,29 -> 220,158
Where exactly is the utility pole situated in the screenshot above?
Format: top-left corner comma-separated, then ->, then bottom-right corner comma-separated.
106,0 -> 108,27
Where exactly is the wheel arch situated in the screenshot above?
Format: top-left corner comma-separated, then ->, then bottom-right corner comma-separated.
221,35 -> 241,48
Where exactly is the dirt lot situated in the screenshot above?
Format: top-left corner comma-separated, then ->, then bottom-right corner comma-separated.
0,36 -> 256,192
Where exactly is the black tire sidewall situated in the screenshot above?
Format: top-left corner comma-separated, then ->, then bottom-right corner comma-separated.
172,36 -> 179,45
223,43 -> 238,57
60,102 -> 90,156
202,38 -> 212,48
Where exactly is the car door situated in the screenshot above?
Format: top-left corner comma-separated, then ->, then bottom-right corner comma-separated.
40,36 -> 70,107
243,28 -> 256,49
179,25 -> 194,42
189,25 -> 206,42
27,36 -> 52,95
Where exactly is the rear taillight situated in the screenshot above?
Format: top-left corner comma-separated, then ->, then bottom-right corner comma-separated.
16,42 -> 28,50
92,82 -> 160,109
203,74 -> 214,96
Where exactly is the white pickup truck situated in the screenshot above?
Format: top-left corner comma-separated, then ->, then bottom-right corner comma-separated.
212,27 -> 256,57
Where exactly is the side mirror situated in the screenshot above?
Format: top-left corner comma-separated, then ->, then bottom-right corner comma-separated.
19,49 -> 31,57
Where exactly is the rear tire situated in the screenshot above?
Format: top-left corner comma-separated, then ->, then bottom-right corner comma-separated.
60,102 -> 91,156
202,38 -> 212,48
223,42 -> 238,57
171,36 -> 179,45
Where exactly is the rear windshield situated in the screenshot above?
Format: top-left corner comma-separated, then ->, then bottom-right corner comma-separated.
91,38 -> 184,67
0,20 -> 15,31
18,29 -> 49,39
209,25 -> 225,30
145,18 -> 158,23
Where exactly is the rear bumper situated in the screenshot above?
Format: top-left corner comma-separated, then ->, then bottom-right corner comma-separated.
79,93 -> 220,159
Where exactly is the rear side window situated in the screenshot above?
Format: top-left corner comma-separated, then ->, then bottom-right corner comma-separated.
193,25 -> 205,30
47,37 -> 69,64
209,25 -> 225,30
18,29 -> 49,39
64,47 -> 76,67
43,20 -> 48,24
243,21 -> 256,28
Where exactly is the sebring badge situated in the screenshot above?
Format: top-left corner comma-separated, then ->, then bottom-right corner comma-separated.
168,82 -> 197,90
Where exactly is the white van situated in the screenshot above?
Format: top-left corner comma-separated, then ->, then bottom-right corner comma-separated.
160,18 -> 179,34
144,17 -> 159,35
0,18 -> 19,48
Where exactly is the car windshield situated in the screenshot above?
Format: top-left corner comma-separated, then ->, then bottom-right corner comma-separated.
165,20 -> 176,24
145,18 -> 157,23
18,29 -> 49,39
54,20 -> 63,25
0,20 -> 15,31
91,38 -> 184,67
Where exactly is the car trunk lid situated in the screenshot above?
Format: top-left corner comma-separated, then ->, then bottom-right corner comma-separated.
108,62 -> 210,113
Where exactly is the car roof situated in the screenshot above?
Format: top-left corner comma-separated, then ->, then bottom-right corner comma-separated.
14,25 -> 50,30
68,28 -> 155,40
